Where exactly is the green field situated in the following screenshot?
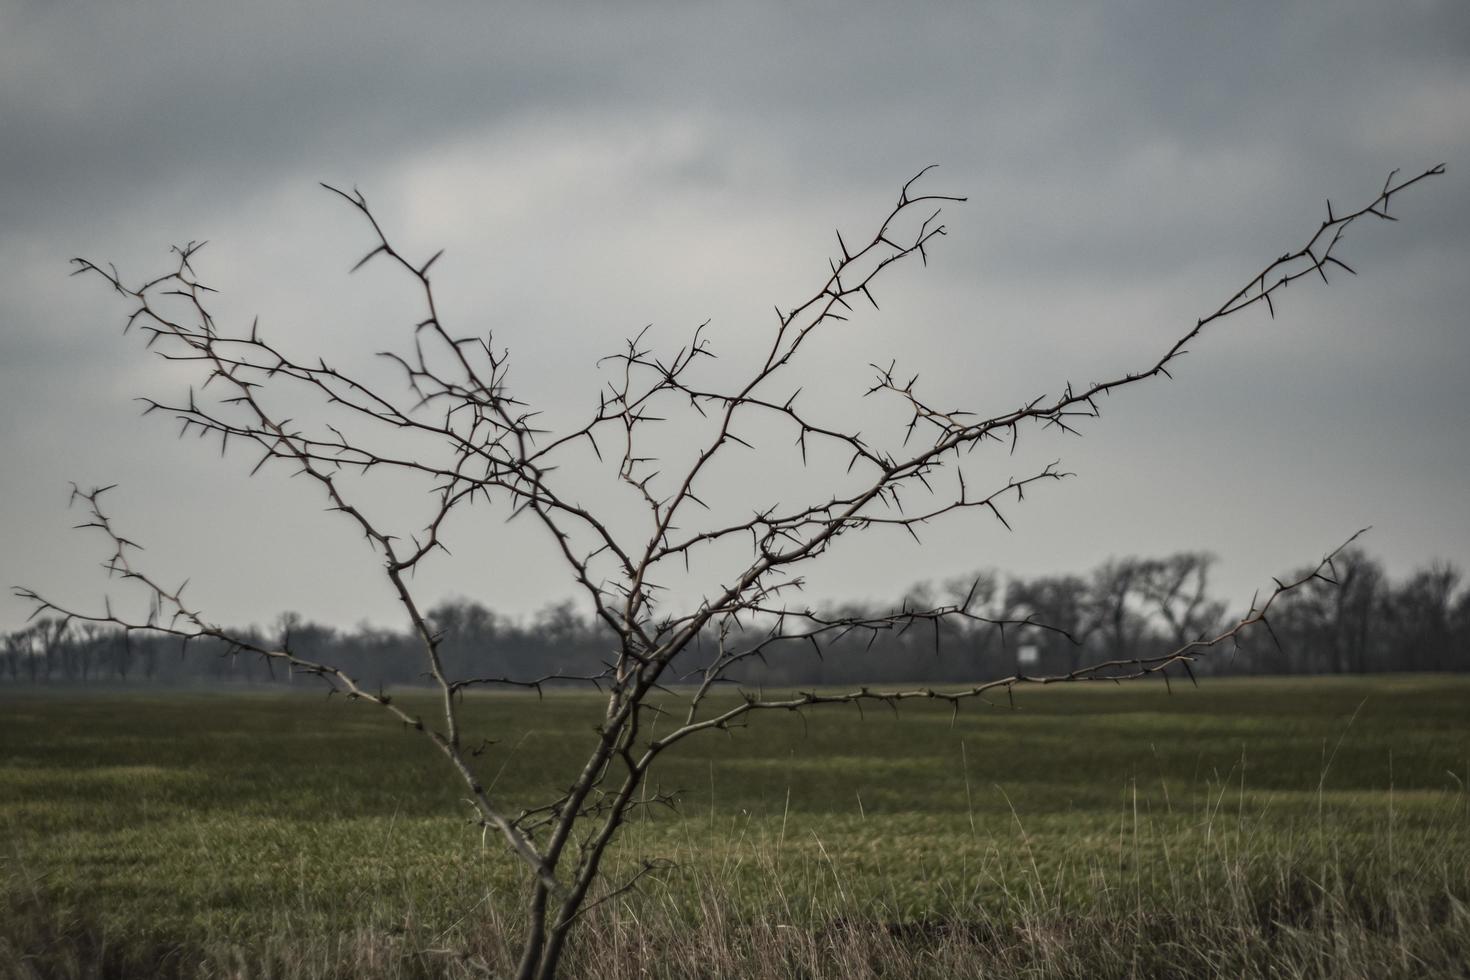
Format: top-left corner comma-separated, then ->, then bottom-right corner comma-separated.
4,676 -> 1469,978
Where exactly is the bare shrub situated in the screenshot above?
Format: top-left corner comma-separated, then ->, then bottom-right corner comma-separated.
17,163 -> 1443,978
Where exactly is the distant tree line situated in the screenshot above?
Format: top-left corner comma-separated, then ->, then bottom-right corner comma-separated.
5,548 -> 1467,688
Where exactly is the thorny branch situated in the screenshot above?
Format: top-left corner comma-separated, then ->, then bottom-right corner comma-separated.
645,530 -> 1370,747
17,485 -> 557,893
18,163 -> 1443,980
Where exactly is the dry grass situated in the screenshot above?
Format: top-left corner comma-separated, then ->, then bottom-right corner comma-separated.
3,678 -> 1469,978
6,816 -> 1468,980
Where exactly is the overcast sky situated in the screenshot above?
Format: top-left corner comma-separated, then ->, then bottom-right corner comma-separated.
2,0 -> 1467,637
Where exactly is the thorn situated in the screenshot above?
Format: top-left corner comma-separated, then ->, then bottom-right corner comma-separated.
349,245 -> 388,274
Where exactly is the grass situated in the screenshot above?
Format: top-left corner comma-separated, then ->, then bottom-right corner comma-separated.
2,675 -> 1469,978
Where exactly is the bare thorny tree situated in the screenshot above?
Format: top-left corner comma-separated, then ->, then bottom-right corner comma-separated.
18,163 -> 1442,979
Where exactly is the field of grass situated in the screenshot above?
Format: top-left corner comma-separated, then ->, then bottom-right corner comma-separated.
3,676 -> 1469,978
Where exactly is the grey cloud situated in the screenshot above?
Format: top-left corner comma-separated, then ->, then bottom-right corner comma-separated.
2,0 -> 1466,632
